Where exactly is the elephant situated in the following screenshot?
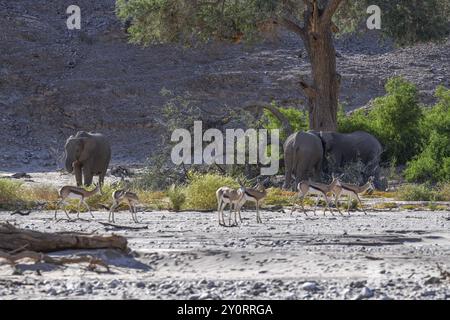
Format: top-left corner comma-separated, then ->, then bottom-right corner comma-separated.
310,130 -> 383,188
64,131 -> 111,187
282,131 -> 323,190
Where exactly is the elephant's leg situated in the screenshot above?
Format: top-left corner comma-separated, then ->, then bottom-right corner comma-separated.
83,167 -> 94,187
283,156 -> 293,190
74,164 -> 83,186
98,171 -> 107,191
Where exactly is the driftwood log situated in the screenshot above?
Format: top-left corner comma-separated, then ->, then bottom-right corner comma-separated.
0,223 -> 128,253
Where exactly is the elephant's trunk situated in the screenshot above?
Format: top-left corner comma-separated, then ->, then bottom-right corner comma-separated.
65,156 -> 74,173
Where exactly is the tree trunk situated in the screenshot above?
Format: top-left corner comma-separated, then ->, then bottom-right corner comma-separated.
304,28 -> 339,131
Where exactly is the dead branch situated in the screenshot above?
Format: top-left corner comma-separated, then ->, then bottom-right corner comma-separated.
0,250 -> 110,272
0,222 -> 128,252
321,0 -> 343,23
437,263 -> 450,280
10,210 -> 31,216
243,101 -> 293,137
98,221 -> 148,230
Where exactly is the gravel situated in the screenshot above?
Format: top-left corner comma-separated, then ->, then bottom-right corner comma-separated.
0,209 -> 449,300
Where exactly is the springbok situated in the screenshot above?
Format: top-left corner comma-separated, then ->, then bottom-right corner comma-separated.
54,184 -> 100,220
291,175 -> 341,216
109,189 -> 140,223
237,178 -> 269,224
216,187 -> 244,226
333,176 -> 375,215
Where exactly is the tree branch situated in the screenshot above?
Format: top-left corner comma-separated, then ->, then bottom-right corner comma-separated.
274,17 -> 307,39
299,80 -> 317,99
321,0 -> 343,23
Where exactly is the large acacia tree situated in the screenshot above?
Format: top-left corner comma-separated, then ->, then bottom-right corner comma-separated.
116,0 -> 450,131
116,0 -> 346,131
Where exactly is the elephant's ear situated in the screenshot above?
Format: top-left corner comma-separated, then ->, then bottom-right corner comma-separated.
320,132 -> 335,150
78,137 -> 96,162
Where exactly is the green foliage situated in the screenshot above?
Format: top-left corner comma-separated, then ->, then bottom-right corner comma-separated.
370,77 -> 422,163
396,184 -> 441,201
167,184 -> 186,211
396,182 -> 450,201
338,77 -> 422,164
264,187 -> 295,206
116,0 -> 281,46
183,172 -> 239,210
405,86 -> 450,183
337,106 -> 371,133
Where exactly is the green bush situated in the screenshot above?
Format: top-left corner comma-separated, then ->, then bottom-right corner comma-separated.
338,77 -> 423,164
378,0 -> 450,46
167,184 -> 186,211
183,172 -> 239,210
405,86 -> 450,183
396,184 -> 438,201
0,179 -> 26,209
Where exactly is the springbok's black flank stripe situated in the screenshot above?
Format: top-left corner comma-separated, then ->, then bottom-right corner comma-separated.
244,191 -> 257,199
340,185 -> 358,192
309,185 -> 326,193
69,190 -> 85,196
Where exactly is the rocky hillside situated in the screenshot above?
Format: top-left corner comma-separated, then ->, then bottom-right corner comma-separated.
1,0 -> 449,171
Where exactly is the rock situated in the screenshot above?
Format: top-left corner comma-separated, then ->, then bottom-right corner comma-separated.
135,281 -> 146,289
421,290 -> 436,297
424,277 -> 441,285
301,282 -> 319,291
47,288 -> 57,296
108,280 -> 120,289
355,287 -> 374,299
199,293 -> 212,300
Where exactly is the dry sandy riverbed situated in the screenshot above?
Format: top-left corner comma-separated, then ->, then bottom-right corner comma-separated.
0,208 -> 449,300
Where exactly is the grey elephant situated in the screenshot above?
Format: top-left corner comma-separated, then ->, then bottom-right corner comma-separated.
311,130 -> 383,187
64,131 -> 111,187
283,131 -> 323,190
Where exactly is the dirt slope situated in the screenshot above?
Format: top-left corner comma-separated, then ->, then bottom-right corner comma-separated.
1,0 -> 449,171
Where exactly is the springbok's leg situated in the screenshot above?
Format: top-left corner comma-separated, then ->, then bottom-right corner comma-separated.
334,193 -> 343,215
77,199 -> 82,219
356,194 -> 367,215
313,194 -> 321,215
347,195 -> 352,215
324,194 -> 333,216
219,201 -> 226,226
83,199 -> 94,218
217,198 -> 222,225
109,201 -> 119,223
256,202 -> 262,223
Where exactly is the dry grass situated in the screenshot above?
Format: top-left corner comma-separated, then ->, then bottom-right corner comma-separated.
374,202 -> 398,210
